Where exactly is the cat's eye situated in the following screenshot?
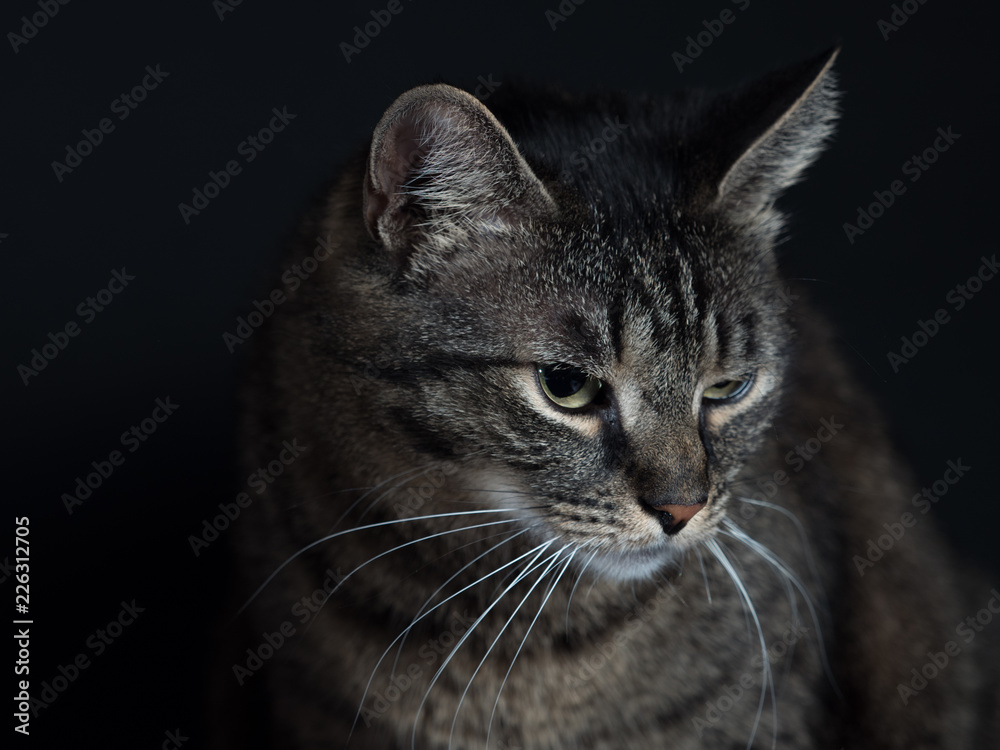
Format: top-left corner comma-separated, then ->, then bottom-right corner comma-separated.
703,377 -> 753,402
537,364 -> 603,410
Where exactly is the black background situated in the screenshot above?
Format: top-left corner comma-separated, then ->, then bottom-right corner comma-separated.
4,1 -> 997,747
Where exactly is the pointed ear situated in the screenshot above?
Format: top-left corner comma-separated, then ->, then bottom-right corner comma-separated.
689,47 -> 840,223
363,84 -> 557,264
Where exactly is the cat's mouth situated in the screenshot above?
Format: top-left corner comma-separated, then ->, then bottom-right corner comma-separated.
587,494 -> 728,581
463,469 -> 726,580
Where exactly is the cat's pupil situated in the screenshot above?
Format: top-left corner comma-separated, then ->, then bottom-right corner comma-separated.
702,377 -> 752,402
543,366 -> 586,397
537,365 -> 602,409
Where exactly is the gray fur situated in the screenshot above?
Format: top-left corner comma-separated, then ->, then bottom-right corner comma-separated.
220,49 -> 1000,749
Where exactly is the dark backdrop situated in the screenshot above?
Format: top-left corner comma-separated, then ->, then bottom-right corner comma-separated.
4,1 -> 997,747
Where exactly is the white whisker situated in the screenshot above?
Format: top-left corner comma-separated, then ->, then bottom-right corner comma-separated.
389,526 -> 536,677
449,545 -> 573,749
234,508 -> 522,618
486,549 -> 576,749
347,531 -> 545,744
736,496 -> 830,614
328,464 -> 432,531
705,538 -> 775,750
411,540 -> 558,750
300,518 -> 527,637
314,527 -> 522,650
720,518 -> 842,701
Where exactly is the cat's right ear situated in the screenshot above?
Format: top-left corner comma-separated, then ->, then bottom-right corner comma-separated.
363,84 -> 557,267
686,47 -> 841,225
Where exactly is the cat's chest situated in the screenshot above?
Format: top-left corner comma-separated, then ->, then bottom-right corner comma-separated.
313,540 -> 822,748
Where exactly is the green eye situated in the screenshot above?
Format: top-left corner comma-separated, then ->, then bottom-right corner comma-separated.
703,377 -> 752,402
537,365 -> 603,409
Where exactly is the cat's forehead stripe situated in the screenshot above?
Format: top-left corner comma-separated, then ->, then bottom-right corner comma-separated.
674,252 -> 701,330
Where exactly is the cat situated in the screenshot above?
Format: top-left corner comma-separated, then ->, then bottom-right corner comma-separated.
221,47 -> 1000,748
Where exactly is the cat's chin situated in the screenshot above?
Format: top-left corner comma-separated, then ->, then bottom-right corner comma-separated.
584,514 -> 725,582
587,542 -> 688,583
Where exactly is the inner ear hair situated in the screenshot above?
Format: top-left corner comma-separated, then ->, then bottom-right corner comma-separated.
363,84 -> 557,264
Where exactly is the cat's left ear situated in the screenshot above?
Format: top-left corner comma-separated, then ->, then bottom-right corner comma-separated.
692,47 -> 840,223
363,84 -> 557,266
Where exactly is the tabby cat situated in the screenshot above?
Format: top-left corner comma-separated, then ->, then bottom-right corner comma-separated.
224,48 -> 999,748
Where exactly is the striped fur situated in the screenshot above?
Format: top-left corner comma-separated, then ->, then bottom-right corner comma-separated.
224,48 -> 999,749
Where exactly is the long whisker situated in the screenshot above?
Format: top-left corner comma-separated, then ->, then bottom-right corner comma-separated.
718,525 -> 806,705
411,540 -> 558,750
720,518 -> 842,701
705,538 -> 775,750
349,455 -> 496,525
234,509 -> 523,618
279,470 -> 526,517
720,520 -> 802,648
486,549 -> 576,749
301,517 -> 524,636
449,545 -> 573,749
486,546 -> 542,601
736,496 -> 830,613
346,451 -> 495,525
389,526 -> 536,677
328,463 -> 433,532
347,531 -> 545,744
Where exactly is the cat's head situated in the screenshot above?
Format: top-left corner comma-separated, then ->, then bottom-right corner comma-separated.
335,49 -> 838,581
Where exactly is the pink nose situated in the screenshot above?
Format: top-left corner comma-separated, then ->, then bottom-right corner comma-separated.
653,502 -> 705,525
